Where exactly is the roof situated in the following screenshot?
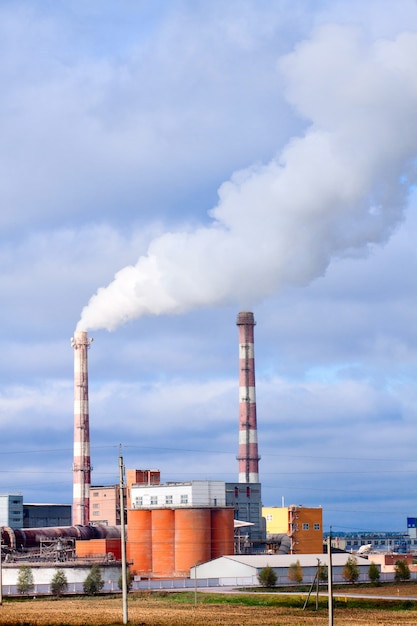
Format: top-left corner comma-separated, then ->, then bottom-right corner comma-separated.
199,553 -> 371,569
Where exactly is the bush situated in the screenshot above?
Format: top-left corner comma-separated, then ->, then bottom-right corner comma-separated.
368,561 -> 380,585
83,564 -> 105,595
288,560 -> 303,584
17,566 -> 34,595
342,556 -> 360,584
258,565 -> 277,588
394,559 -> 411,582
51,569 -> 68,597
318,564 -> 328,582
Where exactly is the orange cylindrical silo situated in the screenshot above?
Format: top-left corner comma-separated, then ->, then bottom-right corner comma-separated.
127,509 -> 152,576
211,508 -> 235,559
174,508 -> 211,576
152,509 -> 175,577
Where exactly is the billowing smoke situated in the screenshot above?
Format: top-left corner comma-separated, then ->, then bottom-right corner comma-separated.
77,25 -> 417,332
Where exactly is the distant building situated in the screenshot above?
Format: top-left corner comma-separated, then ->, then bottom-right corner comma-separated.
263,505 -> 323,554
23,504 -> 71,528
407,517 -> 417,539
0,494 -> 23,529
330,531 -> 417,553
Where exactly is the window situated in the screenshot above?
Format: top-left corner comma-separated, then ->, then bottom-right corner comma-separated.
135,497 -> 143,506
266,514 -> 273,522
93,503 -> 99,509
165,495 -> 173,505
180,494 -> 188,504
93,492 -> 99,497
314,523 -> 320,531
302,523 -> 309,530
93,511 -> 99,516
150,496 -> 158,505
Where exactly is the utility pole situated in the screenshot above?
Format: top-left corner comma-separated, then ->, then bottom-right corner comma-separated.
119,450 -> 128,624
327,531 -> 334,626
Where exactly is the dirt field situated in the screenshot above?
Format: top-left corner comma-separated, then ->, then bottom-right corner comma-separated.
0,590 -> 417,626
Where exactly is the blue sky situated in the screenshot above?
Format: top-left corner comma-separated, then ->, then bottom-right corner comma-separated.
1,0 -> 416,535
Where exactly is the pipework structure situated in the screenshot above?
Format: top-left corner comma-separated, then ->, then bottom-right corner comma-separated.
71,330 -> 93,526
236,312 -> 260,483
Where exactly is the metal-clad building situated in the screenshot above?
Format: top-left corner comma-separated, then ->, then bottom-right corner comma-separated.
191,553 -> 374,585
226,482 -> 264,544
0,494 -> 23,529
23,504 -> 71,528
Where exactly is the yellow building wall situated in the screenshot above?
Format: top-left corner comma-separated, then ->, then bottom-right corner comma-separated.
263,507 -> 289,534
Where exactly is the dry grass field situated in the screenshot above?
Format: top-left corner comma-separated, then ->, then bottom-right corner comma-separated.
0,588 -> 417,626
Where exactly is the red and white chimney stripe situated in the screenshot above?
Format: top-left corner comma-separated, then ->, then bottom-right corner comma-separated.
71,330 -> 93,526
236,311 -> 260,483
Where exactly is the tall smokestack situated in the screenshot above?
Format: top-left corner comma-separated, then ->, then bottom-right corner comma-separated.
236,311 -> 260,483
71,330 -> 93,526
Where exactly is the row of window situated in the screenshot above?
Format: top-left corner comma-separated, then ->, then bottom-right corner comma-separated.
135,494 -> 189,506
302,523 -> 321,531
265,515 -> 320,531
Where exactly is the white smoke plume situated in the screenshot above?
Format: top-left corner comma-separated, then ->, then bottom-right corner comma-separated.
77,25 -> 417,332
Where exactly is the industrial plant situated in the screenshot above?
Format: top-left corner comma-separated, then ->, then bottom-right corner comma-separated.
1,312 -> 415,590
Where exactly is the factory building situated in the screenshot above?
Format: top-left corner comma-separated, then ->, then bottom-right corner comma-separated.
130,480 -> 226,509
126,477 -> 234,577
23,504 -> 71,528
191,553 -> 373,585
89,485 -> 123,526
127,506 -> 234,578
263,505 -> 323,554
226,482 -> 264,545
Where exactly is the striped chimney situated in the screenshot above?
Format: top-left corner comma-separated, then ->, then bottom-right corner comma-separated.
236,311 -> 260,483
71,330 -> 93,526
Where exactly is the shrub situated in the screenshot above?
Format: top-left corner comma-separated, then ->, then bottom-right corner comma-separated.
83,564 -> 105,595
258,565 -> 277,588
394,559 -> 411,582
17,566 -> 34,595
288,560 -> 303,584
51,569 -> 68,597
118,567 -> 134,591
368,561 -> 380,585
318,564 -> 328,582
342,556 -> 360,584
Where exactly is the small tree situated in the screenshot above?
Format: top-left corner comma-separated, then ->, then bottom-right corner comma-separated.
83,564 -> 105,595
51,569 -> 68,597
288,560 -> 303,584
17,566 -> 34,595
118,567 -> 134,592
318,563 -> 328,583
368,561 -> 380,585
394,559 -> 411,582
258,565 -> 277,588
342,556 -> 360,584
